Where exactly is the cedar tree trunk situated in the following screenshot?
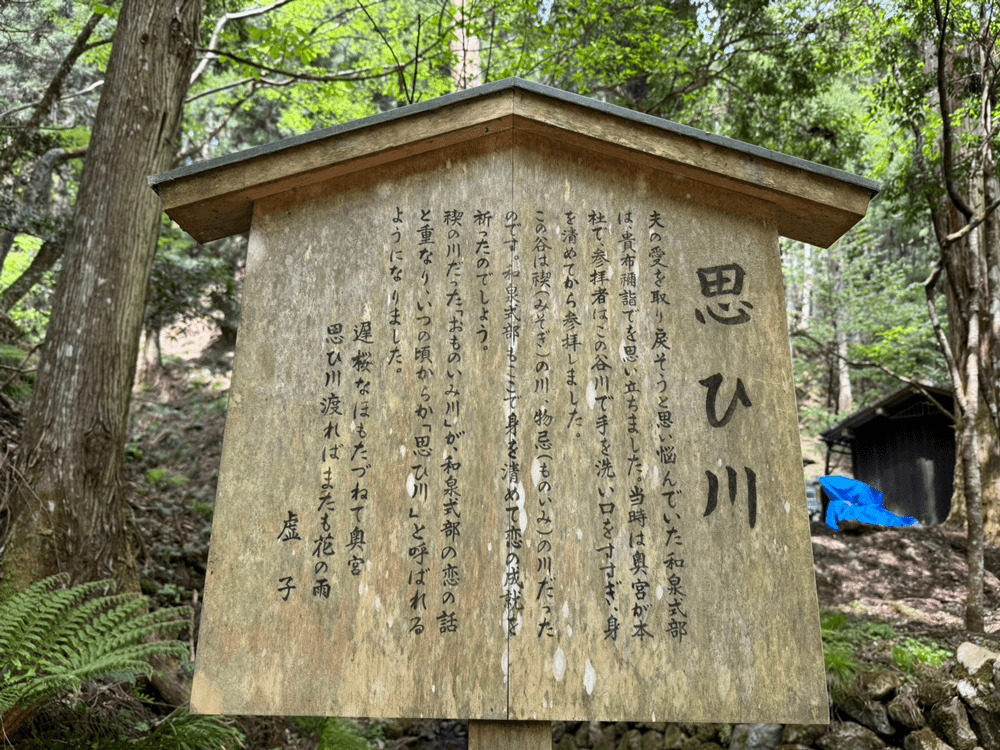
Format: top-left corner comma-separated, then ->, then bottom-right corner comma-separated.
4,0 -> 202,589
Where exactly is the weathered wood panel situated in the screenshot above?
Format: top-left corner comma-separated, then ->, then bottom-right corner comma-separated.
191,128 -> 827,723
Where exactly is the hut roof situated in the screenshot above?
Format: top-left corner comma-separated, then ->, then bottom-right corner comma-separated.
820,384 -> 955,448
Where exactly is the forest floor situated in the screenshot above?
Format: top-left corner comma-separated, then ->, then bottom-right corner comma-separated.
107,335 -> 1000,748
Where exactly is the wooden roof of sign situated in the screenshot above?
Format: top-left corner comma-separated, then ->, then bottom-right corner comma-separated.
150,78 -> 879,247
153,79 -> 880,723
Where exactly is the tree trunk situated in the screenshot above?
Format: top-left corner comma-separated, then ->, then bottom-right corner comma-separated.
3,0 -> 203,590
0,237 -> 64,313
450,0 -> 481,90
139,324 -> 163,384
0,147 -> 82,272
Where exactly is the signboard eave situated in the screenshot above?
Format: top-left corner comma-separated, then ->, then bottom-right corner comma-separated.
150,79 -> 878,248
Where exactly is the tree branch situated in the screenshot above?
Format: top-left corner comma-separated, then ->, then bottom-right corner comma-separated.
185,76 -> 254,103
933,0 -> 975,220
190,0 -> 297,86
196,48 -> 387,83
0,11 -> 105,175
789,327 -> 957,422
0,146 -> 86,271
943,196 -> 1000,247
923,262 -> 968,417
0,79 -> 104,120
358,0 -> 408,100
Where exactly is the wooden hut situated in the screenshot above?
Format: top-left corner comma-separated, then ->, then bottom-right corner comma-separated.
821,385 -> 955,524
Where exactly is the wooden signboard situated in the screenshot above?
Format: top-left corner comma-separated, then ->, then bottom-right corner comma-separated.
150,79 -> 878,726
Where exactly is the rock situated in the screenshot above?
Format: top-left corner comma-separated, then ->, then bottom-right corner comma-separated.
859,669 -> 904,700
663,724 -> 686,749
556,734 -> 577,750
815,721 -> 886,750
841,695 -> 895,736
776,746 -> 814,750
955,642 -> 1000,713
681,723 -> 722,743
918,681 -> 958,707
640,731 -> 664,750
929,697 -> 978,750
729,723 -> 783,749
966,704 -> 1000,750
904,727 -> 955,750
618,729 -> 642,750
781,724 -> 828,745
888,694 -> 927,730
957,642 -> 999,675
717,725 -> 732,746
553,722 -> 567,743
593,723 -> 617,750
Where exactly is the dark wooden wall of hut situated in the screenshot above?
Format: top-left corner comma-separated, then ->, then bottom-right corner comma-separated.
851,411 -> 954,525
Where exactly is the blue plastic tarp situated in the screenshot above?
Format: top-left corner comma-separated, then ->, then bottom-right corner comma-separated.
818,475 -> 920,531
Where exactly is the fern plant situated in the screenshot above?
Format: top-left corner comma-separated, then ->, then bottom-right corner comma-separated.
0,573 -> 191,738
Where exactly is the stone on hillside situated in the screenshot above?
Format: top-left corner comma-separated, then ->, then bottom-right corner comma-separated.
929,697 -> 978,750
957,642 -> 999,675
555,734 -> 576,750
815,721 -> 886,750
781,724 -> 828,745
841,694 -> 894,735
681,723 -> 724,743
662,723 -> 685,749
587,721 -> 605,743
553,721 -> 567,742
955,642 -> 1000,713
619,728 -> 642,749
729,723 -> 783,750
859,669 -> 903,700
639,730 -> 664,750
918,681 -> 958,707
966,704 -> 1000,750
888,694 -> 927,730
904,727 -> 955,750
775,745 -> 813,750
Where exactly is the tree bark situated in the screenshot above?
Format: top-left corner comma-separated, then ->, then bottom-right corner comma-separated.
4,0 -> 203,589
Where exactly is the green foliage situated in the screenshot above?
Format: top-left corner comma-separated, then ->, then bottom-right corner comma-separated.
471,0 -> 867,168
892,638 -> 952,674
14,703 -> 244,749
820,612 -> 901,697
293,716 -> 385,750
146,218 -> 235,335
145,468 -> 169,486
2,236 -> 57,343
0,342 -> 36,402
141,708 -> 243,750
191,500 -> 214,521
820,612 -> 860,682
0,574 -> 191,719
318,718 -> 373,750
